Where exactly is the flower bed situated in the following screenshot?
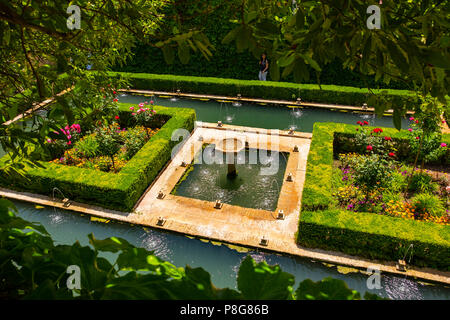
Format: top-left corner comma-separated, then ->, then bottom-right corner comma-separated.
46,101 -> 160,173
0,103 -> 196,211
298,122 -> 450,271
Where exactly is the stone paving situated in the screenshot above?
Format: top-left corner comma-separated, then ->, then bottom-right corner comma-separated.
2,122 -> 450,285
135,122 -> 311,247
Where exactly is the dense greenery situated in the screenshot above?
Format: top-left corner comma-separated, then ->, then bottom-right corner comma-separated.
299,122 -> 450,270
108,71 -> 417,111
219,0 -> 450,128
0,104 -> 196,211
112,0 -> 408,90
0,199 -> 384,300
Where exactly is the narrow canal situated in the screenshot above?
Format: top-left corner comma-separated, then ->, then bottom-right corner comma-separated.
10,95 -> 450,299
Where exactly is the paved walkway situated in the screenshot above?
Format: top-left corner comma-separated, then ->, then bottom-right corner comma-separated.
120,89 -> 415,115
1,123 -> 449,285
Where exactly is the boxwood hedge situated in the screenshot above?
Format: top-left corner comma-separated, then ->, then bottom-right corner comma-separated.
299,122 -> 450,271
0,104 -> 196,212
107,72 -> 418,110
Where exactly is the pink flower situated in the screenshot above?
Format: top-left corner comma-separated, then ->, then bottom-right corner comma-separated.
409,117 -> 415,121
131,113 -> 136,116
67,141 -> 72,146
144,101 -> 148,105
67,135 -> 72,140
46,138 -> 52,143
367,145 -> 373,151
441,143 -> 447,147
150,100 -> 154,105
408,128 -> 413,132
129,106 -> 134,111
139,103 -> 144,107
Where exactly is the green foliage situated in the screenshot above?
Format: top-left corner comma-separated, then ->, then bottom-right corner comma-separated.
299,122 -> 450,270
0,105 -> 196,211
224,0 -> 450,117
0,199 -> 381,300
73,134 -> 100,158
107,71 -> 417,112
349,154 -> 393,191
411,193 -> 446,218
409,171 -> 439,194
295,277 -> 360,300
237,256 -> 294,300
299,209 -> 450,271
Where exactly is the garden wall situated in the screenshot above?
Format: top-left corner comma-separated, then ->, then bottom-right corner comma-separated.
298,122 -> 450,271
0,104 -> 196,211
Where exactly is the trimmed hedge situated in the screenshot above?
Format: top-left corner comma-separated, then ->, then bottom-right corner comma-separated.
0,104 -> 196,211
299,122 -> 450,270
107,72 -> 418,110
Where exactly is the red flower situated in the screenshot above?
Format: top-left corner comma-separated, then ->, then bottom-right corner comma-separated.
415,120 -> 419,124
113,91 -> 117,94
363,121 -> 369,125
373,128 -> 383,134
388,152 -> 395,157
115,115 -> 120,120
384,136 -> 391,141
113,98 -> 118,102
367,145 -> 373,151
416,136 -> 420,140
356,121 -> 362,125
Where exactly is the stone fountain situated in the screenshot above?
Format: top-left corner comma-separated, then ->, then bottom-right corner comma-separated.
215,137 -> 245,178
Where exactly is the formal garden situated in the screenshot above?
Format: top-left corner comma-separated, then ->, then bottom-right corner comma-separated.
0,0 -> 449,303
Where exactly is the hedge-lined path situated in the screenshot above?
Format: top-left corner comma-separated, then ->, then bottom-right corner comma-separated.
119,89 -> 415,115
1,123 -> 449,285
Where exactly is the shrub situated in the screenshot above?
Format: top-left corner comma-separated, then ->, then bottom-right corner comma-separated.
0,104 -> 196,211
73,134 -> 100,158
106,72 -> 417,110
351,154 -> 393,191
299,122 -> 450,270
411,193 -> 446,218
408,171 -> 439,194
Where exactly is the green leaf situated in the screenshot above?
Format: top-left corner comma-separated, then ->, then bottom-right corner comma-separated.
295,277 -> 361,300
256,19 -> 279,35
237,256 -> 294,299
161,45 -> 175,65
270,61 -> 280,81
278,52 -> 295,67
295,9 -> 305,29
222,26 -> 241,45
386,40 -> 409,73
393,108 -> 402,130
178,42 -> 190,64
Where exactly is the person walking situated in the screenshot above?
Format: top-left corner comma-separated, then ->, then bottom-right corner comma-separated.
258,53 -> 269,81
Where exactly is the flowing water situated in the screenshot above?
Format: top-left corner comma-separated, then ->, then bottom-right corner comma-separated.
174,148 -> 288,211
118,94 -> 409,132
7,95 -> 450,299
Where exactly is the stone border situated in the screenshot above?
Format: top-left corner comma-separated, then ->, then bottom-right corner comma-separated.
1,123 -> 449,285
